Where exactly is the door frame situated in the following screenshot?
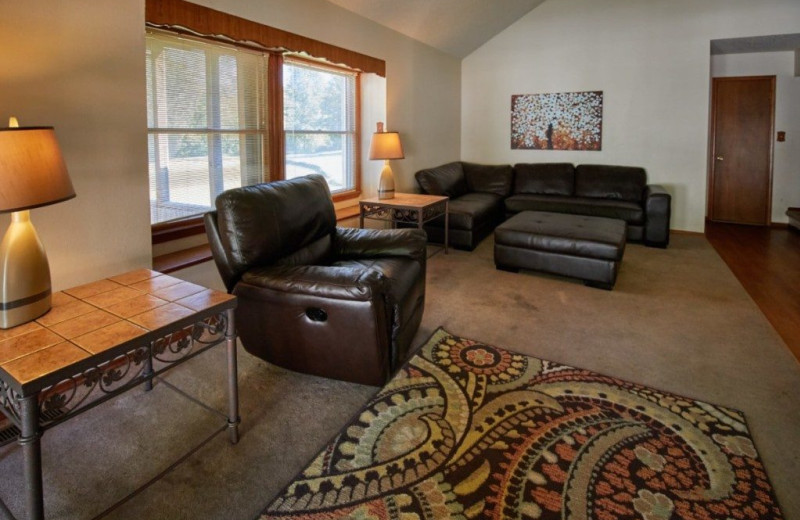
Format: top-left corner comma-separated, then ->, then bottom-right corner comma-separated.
708,75 -> 775,225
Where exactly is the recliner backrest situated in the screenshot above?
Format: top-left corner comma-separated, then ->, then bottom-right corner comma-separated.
212,174 -> 336,289
574,164 -> 646,202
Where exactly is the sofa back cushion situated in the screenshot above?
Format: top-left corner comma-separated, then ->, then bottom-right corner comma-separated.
215,174 -> 335,284
514,163 -> 575,196
463,162 -> 513,197
415,162 -> 468,198
574,164 -> 646,202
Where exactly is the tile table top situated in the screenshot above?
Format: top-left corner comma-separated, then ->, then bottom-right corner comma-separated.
0,270 -> 235,393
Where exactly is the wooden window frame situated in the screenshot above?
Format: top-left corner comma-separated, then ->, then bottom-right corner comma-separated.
146,0 -> 381,241
281,55 -> 362,202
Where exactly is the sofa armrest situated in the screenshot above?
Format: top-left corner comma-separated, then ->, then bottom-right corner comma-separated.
333,227 -> 428,264
644,185 -> 671,248
239,264 -> 389,302
415,162 -> 467,197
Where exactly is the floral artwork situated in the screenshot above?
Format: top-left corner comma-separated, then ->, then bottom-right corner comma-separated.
511,91 -> 603,150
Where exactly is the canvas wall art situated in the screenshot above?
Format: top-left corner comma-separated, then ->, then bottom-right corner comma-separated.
511,91 -> 603,150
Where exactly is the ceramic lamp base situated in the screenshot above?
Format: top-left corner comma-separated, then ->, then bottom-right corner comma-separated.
0,211 -> 52,329
378,160 -> 395,200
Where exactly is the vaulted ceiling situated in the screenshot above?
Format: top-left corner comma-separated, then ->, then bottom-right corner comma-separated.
325,0 -> 547,58
326,1 -> 800,60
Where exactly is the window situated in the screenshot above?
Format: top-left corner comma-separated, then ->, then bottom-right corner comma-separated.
146,32 -> 268,225
283,59 -> 359,197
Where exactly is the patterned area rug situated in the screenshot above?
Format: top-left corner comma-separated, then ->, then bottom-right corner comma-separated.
261,329 -> 783,519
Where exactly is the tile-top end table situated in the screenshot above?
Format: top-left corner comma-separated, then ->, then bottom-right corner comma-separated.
0,269 -> 238,520
359,193 -> 449,254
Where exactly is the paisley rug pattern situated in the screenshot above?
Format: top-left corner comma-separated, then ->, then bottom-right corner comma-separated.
261,328 -> 783,519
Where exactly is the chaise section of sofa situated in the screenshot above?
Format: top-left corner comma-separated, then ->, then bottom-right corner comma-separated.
415,161 -> 671,250
415,162 -> 512,250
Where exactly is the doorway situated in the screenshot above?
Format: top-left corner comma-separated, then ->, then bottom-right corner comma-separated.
708,76 -> 775,225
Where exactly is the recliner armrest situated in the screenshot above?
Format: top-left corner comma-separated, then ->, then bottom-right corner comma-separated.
333,227 -> 428,264
644,184 -> 671,248
239,264 -> 388,302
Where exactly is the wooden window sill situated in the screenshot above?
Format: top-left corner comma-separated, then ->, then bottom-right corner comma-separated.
153,244 -> 213,274
335,205 -> 360,221
152,206 -> 362,273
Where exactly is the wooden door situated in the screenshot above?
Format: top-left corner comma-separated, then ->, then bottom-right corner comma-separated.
709,76 -> 775,225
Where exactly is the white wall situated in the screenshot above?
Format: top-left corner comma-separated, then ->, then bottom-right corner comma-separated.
0,1 -> 151,289
0,0 -> 461,289
461,0 -> 800,232
711,52 -> 800,224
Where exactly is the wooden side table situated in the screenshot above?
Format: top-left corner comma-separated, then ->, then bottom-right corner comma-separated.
359,193 -> 449,254
0,269 -> 238,520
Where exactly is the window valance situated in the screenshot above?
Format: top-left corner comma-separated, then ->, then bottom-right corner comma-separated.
145,0 -> 386,77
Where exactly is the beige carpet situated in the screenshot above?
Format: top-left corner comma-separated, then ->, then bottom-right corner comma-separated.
0,233 -> 797,519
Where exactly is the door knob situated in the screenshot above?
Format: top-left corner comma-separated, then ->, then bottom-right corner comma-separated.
715,156 -> 724,161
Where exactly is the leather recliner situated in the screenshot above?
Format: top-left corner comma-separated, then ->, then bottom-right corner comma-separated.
204,174 -> 427,386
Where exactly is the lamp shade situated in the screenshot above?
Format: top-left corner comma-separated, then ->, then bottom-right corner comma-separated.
0,127 -> 75,213
369,131 -> 404,161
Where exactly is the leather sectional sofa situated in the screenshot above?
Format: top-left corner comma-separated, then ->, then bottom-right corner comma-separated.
414,162 -> 671,250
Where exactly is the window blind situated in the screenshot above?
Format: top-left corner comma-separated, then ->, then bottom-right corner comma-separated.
146,31 -> 268,224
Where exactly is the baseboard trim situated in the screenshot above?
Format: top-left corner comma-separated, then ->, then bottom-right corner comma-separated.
671,229 -> 704,237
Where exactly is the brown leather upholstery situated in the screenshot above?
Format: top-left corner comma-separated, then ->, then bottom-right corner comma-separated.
205,174 -> 427,386
495,211 -> 627,289
417,161 -> 670,249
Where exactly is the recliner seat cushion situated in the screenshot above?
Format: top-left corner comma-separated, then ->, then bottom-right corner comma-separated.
514,163 -> 575,196
574,164 -> 646,202
505,194 -> 644,224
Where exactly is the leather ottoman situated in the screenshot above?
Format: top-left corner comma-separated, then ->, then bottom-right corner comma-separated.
494,211 -> 627,289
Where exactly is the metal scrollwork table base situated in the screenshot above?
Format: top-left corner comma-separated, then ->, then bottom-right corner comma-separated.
359,193 -> 449,254
0,269 -> 239,520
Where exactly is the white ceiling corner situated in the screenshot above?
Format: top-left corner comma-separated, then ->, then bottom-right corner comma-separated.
324,0 -> 547,58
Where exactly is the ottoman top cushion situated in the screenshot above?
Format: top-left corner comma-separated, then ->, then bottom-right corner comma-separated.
495,211 -> 626,261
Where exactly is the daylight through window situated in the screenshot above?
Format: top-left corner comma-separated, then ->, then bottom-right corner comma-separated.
146,31 -> 268,225
283,59 -> 359,195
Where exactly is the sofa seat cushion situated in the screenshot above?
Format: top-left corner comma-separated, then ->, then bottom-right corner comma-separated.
427,192 -> 504,231
334,257 -> 424,333
495,211 -> 626,261
505,194 -> 644,224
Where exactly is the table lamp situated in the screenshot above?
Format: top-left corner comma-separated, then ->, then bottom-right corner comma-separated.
369,122 -> 404,199
0,121 -> 75,329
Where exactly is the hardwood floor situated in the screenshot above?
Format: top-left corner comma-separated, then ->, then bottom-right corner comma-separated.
705,221 -> 800,361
